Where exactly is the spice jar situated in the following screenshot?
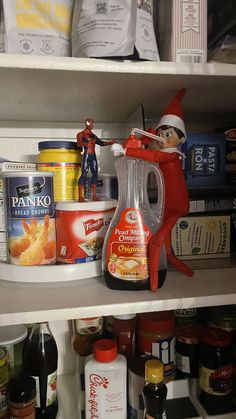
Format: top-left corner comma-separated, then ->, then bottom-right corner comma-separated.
0,348 -> 9,419
137,311 -> 175,382
176,324 -> 202,378
199,327 -> 234,415
8,375 -> 36,419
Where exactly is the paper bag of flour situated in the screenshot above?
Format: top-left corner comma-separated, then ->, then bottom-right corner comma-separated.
72,0 -> 159,60
3,0 -> 74,56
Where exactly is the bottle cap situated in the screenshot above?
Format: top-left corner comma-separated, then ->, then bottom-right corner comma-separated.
94,339 -> 117,363
113,314 -> 136,320
145,359 -> 164,384
8,376 -> 36,404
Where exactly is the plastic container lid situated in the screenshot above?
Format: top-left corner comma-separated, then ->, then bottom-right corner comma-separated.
138,311 -> 175,333
113,314 -> 136,320
56,199 -> 117,212
8,376 -> 36,404
0,325 -> 28,346
145,359 -> 164,384
201,327 -> 232,347
38,141 -> 79,151
94,339 -> 117,363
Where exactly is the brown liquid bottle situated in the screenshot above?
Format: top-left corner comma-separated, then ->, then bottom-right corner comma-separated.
142,359 -> 167,419
102,139 -> 167,291
22,322 -> 58,419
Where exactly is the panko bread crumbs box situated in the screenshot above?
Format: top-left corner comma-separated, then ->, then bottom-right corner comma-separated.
171,215 -> 231,260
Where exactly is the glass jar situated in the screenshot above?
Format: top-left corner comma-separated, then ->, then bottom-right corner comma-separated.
176,324 -> 202,378
137,311 -> 175,382
199,327 -> 234,415
8,375 -> 36,419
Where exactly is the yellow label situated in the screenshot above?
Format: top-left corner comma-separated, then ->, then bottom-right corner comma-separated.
199,364 -> 233,396
37,162 -> 81,201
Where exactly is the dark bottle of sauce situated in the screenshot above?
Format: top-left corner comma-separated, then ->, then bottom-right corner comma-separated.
199,327 -> 234,415
113,314 -> 136,361
22,322 -> 58,419
142,359 -> 167,419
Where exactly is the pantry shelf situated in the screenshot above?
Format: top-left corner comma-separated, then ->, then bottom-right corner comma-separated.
0,54 -> 235,125
0,262 -> 235,326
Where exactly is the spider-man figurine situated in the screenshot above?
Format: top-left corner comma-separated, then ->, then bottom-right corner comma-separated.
77,118 -> 113,201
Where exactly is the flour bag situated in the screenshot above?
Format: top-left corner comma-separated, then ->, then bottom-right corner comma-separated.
3,0 -> 74,56
72,0 -> 159,60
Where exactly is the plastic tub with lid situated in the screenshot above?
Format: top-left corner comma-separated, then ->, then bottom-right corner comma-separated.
37,140 -> 82,202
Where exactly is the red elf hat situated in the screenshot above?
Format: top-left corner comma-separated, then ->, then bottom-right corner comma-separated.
156,88 -> 186,141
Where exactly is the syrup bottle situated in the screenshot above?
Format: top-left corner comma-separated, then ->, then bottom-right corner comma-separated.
102,131 -> 166,290
22,322 -> 58,419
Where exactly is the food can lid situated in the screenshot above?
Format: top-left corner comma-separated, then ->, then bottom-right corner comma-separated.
94,339 -> 117,362
0,325 -> 28,346
176,324 -> 202,344
38,140 -> 81,151
138,311 -> 175,333
113,314 -> 136,320
145,359 -> 164,384
8,376 -> 36,403
56,199 -> 117,211
2,171 -> 54,177
201,327 -> 232,347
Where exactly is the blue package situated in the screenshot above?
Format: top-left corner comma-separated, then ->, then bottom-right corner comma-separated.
180,133 -> 225,187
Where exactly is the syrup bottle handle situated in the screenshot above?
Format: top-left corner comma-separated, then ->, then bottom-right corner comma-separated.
147,162 -> 165,225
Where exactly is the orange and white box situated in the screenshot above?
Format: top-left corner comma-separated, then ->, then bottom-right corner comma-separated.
156,0 -> 207,63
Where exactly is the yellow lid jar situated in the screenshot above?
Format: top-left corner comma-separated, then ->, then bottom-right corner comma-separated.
37,141 -> 82,202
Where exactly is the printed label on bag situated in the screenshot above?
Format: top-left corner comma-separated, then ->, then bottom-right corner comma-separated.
106,208 -> 152,281
199,364 -> 233,395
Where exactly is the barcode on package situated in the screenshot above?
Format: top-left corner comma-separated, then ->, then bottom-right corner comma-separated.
96,1 -> 108,14
179,54 -> 202,63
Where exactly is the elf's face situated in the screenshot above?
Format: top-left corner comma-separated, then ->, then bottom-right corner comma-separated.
157,127 -> 183,149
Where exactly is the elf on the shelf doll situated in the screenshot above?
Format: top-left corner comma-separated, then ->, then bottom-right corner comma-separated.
112,89 -> 194,292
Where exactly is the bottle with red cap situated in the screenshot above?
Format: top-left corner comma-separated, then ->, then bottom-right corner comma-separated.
84,339 -> 127,419
199,326 -> 234,415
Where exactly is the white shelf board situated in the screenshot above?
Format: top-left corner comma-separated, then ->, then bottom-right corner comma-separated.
0,54 -> 235,124
0,262 -> 236,326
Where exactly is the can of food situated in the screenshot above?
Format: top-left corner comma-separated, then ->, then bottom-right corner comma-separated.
0,348 -> 9,419
37,141 -> 82,202
3,172 -> 56,265
56,200 -> 116,264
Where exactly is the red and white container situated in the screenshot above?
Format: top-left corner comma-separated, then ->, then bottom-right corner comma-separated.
56,200 -> 116,264
85,339 -> 127,419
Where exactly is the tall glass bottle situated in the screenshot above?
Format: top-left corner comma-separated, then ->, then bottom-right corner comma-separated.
22,322 -> 58,419
142,359 -> 167,419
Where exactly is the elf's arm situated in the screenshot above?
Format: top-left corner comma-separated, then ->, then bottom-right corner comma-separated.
126,148 -> 177,163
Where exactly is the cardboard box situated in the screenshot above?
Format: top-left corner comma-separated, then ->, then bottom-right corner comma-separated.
154,0 -> 207,63
181,133 -> 226,187
0,161 -> 36,262
171,215 -> 231,259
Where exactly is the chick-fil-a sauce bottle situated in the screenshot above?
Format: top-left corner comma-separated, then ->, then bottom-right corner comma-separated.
85,339 -> 127,419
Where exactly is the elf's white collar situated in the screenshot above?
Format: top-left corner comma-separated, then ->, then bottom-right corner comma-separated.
161,147 -> 186,158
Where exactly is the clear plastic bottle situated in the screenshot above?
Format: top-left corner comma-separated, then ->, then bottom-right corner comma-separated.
85,339 -> 127,419
142,359 -> 167,419
102,136 -> 166,291
22,323 -> 58,419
